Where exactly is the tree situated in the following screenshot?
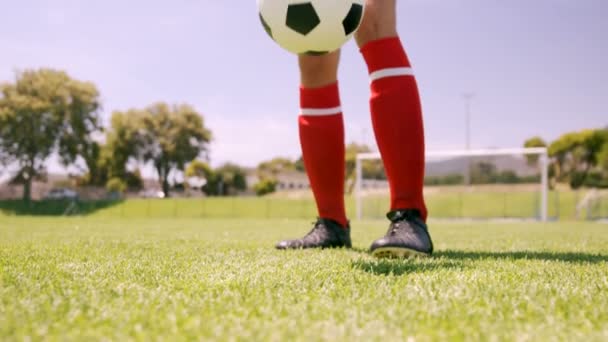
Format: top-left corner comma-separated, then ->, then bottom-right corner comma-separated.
0,136 -> 10,176
548,129 -> 607,189
595,128 -> 608,171
185,160 -> 213,179
599,142 -> 608,172
0,69 -> 101,201
56,79 -> 103,182
254,178 -> 278,196
100,110 -> 144,185
523,136 -> 547,166
345,143 -> 371,181
197,163 -> 248,196
135,103 -> 212,197
470,161 -> 498,184
524,136 -> 547,148
213,163 -> 247,196
257,157 -> 295,178
294,156 -> 305,172
106,177 -> 127,196
343,143 -> 385,193
124,169 -> 144,191
185,160 -> 214,191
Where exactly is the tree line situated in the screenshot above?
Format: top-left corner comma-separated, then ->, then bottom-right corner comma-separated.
0,69 -> 214,201
2,69 -> 605,202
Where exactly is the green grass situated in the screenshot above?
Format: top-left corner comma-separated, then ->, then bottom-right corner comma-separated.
1,217 -> 607,340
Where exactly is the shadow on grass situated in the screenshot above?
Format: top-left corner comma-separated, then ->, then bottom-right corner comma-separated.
351,258 -> 465,276
0,199 -> 123,216
351,249 -> 608,275
436,250 -> 608,264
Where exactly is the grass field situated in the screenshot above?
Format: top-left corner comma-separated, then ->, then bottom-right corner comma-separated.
1,217 -> 607,340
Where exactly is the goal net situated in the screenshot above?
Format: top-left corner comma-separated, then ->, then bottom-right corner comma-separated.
355,148 -> 549,221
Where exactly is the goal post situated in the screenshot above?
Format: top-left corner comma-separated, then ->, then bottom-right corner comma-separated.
355,147 -> 550,221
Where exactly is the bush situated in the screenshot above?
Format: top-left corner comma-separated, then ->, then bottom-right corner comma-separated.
496,171 -> 519,184
569,171 -> 587,189
254,178 -> 278,196
424,174 -> 464,186
106,178 -> 127,195
172,182 -> 185,192
52,179 -> 75,189
125,169 -> 144,191
203,163 -> 248,196
583,171 -> 608,188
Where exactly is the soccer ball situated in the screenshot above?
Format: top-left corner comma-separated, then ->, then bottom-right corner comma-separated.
258,0 -> 365,55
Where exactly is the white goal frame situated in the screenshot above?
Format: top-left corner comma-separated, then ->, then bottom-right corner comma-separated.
355,147 -> 550,221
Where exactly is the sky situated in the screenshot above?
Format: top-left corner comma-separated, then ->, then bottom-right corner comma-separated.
0,0 -> 607,178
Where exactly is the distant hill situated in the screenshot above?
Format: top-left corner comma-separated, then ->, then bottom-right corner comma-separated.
425,155 -> 538,177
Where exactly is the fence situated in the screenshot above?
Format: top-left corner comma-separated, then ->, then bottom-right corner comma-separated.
1,189 -> 606,221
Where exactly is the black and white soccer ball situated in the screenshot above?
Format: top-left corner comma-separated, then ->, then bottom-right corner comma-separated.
258,0 -> 365,55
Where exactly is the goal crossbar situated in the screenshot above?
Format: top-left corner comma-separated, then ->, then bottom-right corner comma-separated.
355,147 -> 549,221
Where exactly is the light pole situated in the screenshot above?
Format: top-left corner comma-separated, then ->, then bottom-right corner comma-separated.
463,93 -> 474,150
462,93 -> 474,186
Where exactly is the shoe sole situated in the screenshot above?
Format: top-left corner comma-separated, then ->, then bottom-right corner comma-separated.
371,247 -> 431,259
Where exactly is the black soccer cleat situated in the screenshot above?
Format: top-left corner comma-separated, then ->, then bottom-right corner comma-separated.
275,218 -> 352,250
370,209 -> 433,258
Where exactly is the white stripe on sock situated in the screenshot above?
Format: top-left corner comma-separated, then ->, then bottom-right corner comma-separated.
370,67 -> 414,82
300,106 -> 342,116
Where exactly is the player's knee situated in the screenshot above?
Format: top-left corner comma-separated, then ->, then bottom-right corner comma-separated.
355,0 -> 397,47
354,18 -> 378,47
298,51 -> 340,88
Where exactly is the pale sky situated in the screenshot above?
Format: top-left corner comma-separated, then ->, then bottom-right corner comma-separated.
1,0 -> 607,177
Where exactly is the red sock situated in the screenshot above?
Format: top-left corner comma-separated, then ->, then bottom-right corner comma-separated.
361,37 -> 428,222
299,82 -> 348,227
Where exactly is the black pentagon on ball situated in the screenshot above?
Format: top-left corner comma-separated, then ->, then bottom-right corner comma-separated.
286,3 -> 320,36
259,13 -> 273,38
342,3 -> 363,35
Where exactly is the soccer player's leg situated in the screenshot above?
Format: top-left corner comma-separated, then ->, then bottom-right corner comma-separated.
275,51 -> 351,250
356,0 -> 433,258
